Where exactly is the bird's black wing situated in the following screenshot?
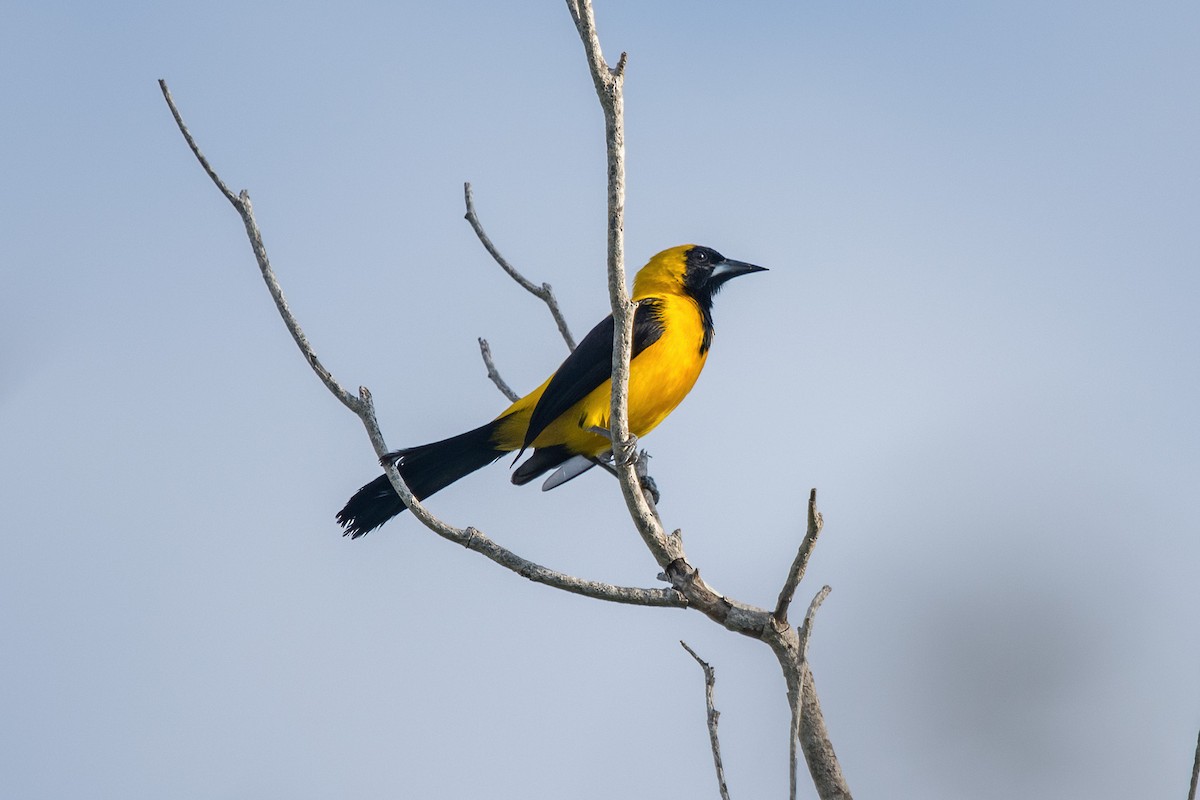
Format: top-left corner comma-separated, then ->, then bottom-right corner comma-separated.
521,299 -> 664,450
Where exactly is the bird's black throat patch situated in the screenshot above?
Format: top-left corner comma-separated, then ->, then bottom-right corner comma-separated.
682,246 -> 723,354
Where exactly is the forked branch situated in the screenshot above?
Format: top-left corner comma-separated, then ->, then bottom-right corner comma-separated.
775,489 -> 826,623
476,337 -> 520,403
681,641 -> 732,800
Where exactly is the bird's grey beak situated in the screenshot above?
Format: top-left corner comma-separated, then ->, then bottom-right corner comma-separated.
711,259 -> 768,282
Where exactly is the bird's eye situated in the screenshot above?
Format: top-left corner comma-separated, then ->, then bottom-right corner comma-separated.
687,246 -> 724,272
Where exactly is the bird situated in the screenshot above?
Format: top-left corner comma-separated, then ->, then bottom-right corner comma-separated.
336,244 -> 766,537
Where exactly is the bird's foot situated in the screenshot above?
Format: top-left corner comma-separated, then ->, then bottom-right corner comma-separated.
614,433 -> 639,466
586,425 -> 639,466
633,449 -> 660,503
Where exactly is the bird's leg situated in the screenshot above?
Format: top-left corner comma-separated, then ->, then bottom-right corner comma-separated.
614,433 -> 639,467
634,450 -> 661,506
587,426 -> 662,512
587,426 -> 639,466
587,424 -> 612,442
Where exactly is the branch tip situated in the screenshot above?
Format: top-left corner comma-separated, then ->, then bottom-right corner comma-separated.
679,640 -> 730,800
462,182 -> 577,350
1189,723 -> 1200,800
800,586 -> 833,661
773,488 -> 826,622
477,337 -> 520,402
680,640 -> 708,670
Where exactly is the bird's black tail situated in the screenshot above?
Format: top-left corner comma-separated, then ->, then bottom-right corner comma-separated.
336,421 -> 505,538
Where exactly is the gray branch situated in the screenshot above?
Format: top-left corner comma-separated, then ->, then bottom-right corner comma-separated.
565,0 -> 665,577
463,182 -> 577,351
681,641 -> 732,800
775,488 -> 825,623
792,586 -> 835,799
1189,725 -> 1200,800
477,337 -> 520,403
158,81 -> 361,415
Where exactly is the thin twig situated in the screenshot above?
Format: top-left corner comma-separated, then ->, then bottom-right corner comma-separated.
775,488 -> 825,622
799,586 -> 832,665
463,182 -> 576,350
159,80 -> 237,205
680,641 -> 731,800
1189,725 -> 1200,800
159,79 -> 360,414
477,338 -> 520,402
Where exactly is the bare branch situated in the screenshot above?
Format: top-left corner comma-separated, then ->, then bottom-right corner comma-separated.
477,337 -> 520,402
799,585 -> 832,664
797,660 -> 851,800
792,586 -> 849,800
774,488 -> 825,623
464,524 -> 685,606
681,641 -> 732,800
463,182 -> 577,350
360,362 -> 678,610
158,79 -> 238,206
360,395 -> 685,608
1189,725 -> 1200,800
358,392 -> 688,609
567,0 -> 668,577
159,79 -> 362,415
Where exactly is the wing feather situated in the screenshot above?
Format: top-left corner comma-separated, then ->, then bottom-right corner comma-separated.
522,300 -> 664,450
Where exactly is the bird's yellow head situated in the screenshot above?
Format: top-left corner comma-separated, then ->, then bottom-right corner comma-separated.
632,244 -> 767,310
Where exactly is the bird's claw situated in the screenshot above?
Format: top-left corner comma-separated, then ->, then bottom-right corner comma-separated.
614,433 -> 639,466
586,426 -> 639,466
638,471 -> 660,505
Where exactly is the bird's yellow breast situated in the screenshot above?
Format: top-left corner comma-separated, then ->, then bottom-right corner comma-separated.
495,293 -> 708,457
489,244 -> 717,458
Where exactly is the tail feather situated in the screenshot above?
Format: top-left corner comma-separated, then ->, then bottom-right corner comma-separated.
510,444 -> 574,486
336,422 -> 505,538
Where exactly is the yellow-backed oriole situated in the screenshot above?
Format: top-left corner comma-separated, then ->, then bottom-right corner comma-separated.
337,244 -> 765,536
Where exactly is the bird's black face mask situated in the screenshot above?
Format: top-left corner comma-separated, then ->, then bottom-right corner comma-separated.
682,245 -> 768,312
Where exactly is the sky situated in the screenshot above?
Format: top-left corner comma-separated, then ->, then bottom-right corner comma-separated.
3,1 -> 1199,797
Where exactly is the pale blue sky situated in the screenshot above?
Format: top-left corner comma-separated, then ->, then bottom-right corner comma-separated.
3,1 -> 1199,798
